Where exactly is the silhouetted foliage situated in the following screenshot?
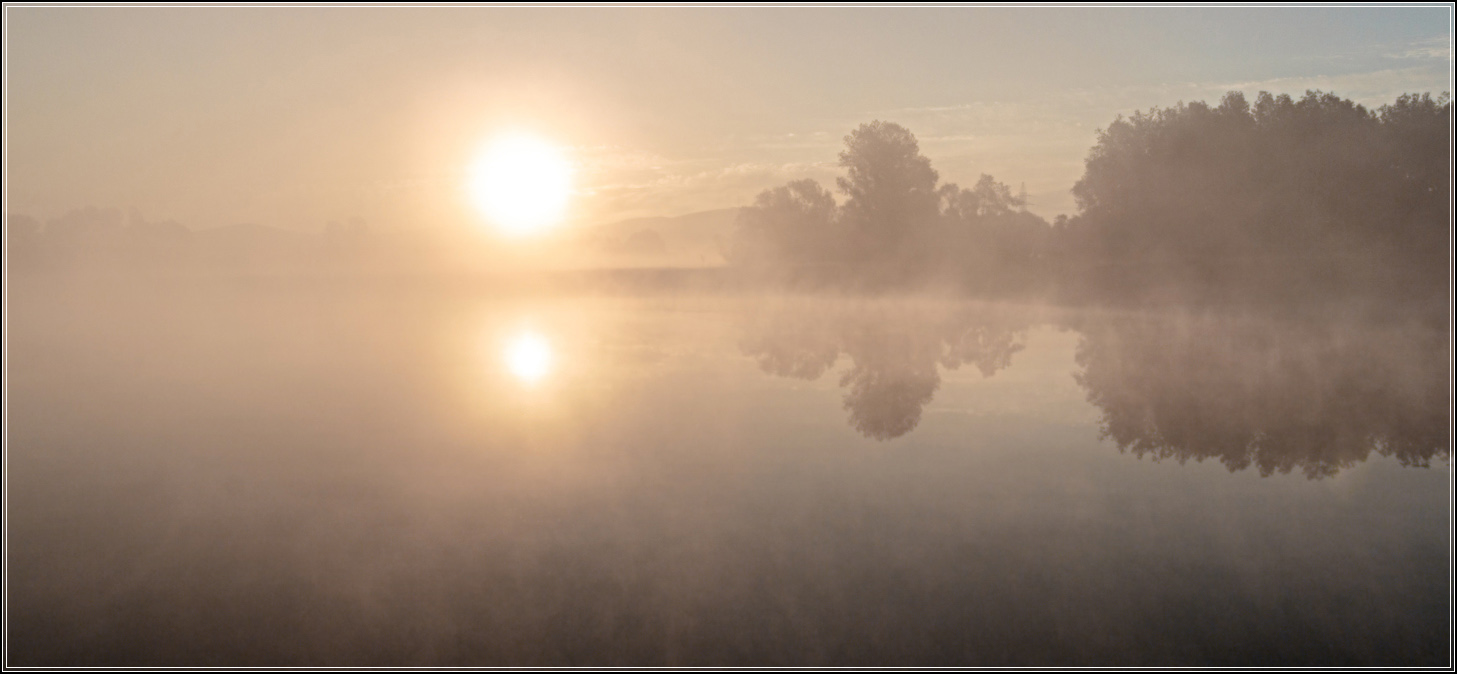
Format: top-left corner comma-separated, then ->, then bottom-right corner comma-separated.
6,207 -> 190,270
740,303 -> 1030,440
727,179 -> 843,282
735,91 -> 1449,304
730,122 -> 1052,293
837,121 -> 943,287
937,175 -> 1051,294
1072,311 -> 1450,478
1060,90 -> 1452,307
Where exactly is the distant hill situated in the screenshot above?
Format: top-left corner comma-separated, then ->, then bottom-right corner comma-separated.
579,207 -> 742,267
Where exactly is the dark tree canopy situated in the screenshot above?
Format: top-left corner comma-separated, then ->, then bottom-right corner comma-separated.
837,121 -> 942,268
729,90 -> 1447,306
1062,90 -> 1452,306
730,121 -> 1050,293
727,178 -> 841,279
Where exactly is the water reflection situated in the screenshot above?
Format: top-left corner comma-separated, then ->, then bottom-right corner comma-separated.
6,288 -> 1449,665
740,301 -> 1450,475
504,330 -> 553,385
740,302 -> 1032,440
1072,312 -> 1451,478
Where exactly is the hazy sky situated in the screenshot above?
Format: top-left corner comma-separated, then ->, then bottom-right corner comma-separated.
5,6 -> 1452,239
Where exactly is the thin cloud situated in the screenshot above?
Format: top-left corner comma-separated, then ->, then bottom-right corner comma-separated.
1383,35 -> 1454,60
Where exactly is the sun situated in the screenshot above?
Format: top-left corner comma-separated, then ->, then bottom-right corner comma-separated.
467,133 -> 572,235
504,330 -> 553,384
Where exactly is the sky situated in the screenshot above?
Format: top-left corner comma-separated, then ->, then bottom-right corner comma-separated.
5,5 -> 1453,243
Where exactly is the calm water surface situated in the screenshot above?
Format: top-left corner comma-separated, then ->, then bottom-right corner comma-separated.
7,281 -> 1450,666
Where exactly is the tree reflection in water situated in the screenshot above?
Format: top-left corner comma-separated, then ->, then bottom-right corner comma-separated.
1072,311 -> 1450,478
741,301 -> 1449,477
740,302 -> 1032,440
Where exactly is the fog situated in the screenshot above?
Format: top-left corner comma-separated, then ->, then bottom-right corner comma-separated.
12,91 -> 1448,306
7,284 -> 1449,665
5,7 -> 1453,668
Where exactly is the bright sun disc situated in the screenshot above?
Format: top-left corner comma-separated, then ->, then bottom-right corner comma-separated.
505,331 -> 553,384
468,134 -> 572,235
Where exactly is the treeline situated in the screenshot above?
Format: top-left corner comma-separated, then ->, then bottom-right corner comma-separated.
728,120 -> 1051,294
5,208 -> 373,274
729,90 -> 1452,307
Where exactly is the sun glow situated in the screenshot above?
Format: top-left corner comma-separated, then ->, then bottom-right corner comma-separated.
467,133 -> 573,235
504,331 -> 553,384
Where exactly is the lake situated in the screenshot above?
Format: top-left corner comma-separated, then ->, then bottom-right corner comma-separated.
6,279 -> 1450,666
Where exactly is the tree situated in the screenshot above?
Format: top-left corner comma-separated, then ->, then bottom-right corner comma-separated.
836,121 -> 941,281
937,174 -> 1050,294
1067,89 -> 1451,306
727,178 -> 840,281
727,120 -> 1050,293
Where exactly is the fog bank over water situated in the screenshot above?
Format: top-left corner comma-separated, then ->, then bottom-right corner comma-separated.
13,90 -> 1448,313
6,285 -> 1449,665
6,7 -> 1451,667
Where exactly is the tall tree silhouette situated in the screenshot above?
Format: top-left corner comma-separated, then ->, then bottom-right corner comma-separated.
729,121 -> 1050,293
836,121 -> 942,286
